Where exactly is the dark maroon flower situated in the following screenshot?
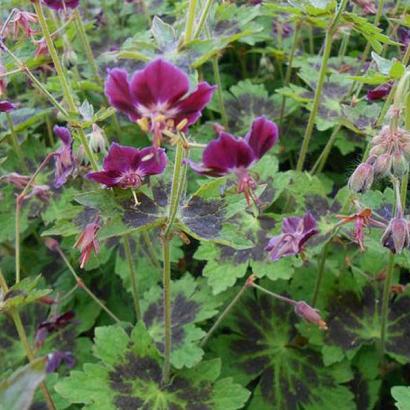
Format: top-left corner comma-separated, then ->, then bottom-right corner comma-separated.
0,100 -> 16,112
294,301 -> 327,330
105,59 -> 216,146
265,212 -> 318,261
74,220 -> 100,269
190,117 -> 278,204
367,82 -> 392,101
46,351 -> 75,373
42,0 -> 80,10
53,125 -> 75,188
87,143 -> 167,189
35,311 -> 75,348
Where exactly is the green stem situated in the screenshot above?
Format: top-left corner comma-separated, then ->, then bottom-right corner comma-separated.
200,278 -> 250,348
251,283 -> 296,305
193,0 -> 214,39
6,113 -> 29,173
311,124 -> 341,174
279,21 -> 301,126
211,56 -> 228,127
379,253 -> 395,361
184,0 -> 198,44
311,242 -> 329,306
142,232 -> 161,269
123,234 -> 141,321
296,0 -> 348,171
56,246 -> 121,323
161,236 -> 172,385
73,10 -> 101,85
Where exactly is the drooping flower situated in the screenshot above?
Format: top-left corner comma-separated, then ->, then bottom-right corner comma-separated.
53,125 -> 75,188
294,301 -> 328,330
367,82 -> 392,101
265,212 -> 318,261
10,9 -> 37,38
0,172 -> 30,189
35,311 -> 75,348
41,0 -> 80,10
189,116 -> 279,204
87,143 -> 167,189
381,216 -> 410,254
46,351 -> 75,373
0,100 -> 16,112
74,220 -> 100,269
105,59 -> 216,146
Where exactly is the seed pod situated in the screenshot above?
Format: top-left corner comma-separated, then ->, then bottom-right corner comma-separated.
392,152 -> 409,177
348,163 -> 374,193
373,153 -> 392,176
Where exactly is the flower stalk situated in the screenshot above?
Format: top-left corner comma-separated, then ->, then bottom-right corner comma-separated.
184,0 -> 198,44
296,0 -> 349,172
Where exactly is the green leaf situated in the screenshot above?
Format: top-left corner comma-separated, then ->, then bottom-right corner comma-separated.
392,386 -> 410,410
151,16 -> 177,50
141,274 -> 222,368
0,358 -> 46,410
56,322 -> 250,409
211,288 -> 355,409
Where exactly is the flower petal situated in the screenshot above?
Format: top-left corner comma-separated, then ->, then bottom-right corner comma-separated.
130,59 -> 189,106
86,170 -> 121,187
137,147 -> 168,176
201,132 -> 255,175
174,82 -> 217,128
0,100 -> 16,113
105,68 -> 139,121
103,143 -> 140,172
245,116 -> 279,159
53,125 -> 72,145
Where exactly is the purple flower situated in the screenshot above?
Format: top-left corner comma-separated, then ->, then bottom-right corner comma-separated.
87,143 -> 167,189
41,0 -> 80,10
46,351 -> 75,373
265,212 -> 318,261
367,82 -> 392,101
35,311 -> 75,348
0,100 -> 16,112
54,125 -> 75,188
398,27 -> 410,50
105,59 -> 216,146
189,117 -> 278,204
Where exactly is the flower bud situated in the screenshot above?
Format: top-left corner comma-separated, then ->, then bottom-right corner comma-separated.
348,163 -> 374,193
294,301 -> 327,330
89,124 -> 107,154
381,217 -> 410,254
369,144 -> 386,157
373,153 -> 392,176
44,237 -> 59,251
401,142 -> 410,160
392,152 -> 408,177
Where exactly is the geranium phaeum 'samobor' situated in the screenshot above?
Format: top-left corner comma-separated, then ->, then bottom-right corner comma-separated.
105,59 -> 216,146
265,212 -> 318,261
42,0 -> 80,10
53,125 -> 75,188
189,116 -> 279,204
86,143 -> 167,189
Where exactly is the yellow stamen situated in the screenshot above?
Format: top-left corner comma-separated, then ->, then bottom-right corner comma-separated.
176,118 -> 188,131
131,190 -> 140,206
137,117 -> 149,133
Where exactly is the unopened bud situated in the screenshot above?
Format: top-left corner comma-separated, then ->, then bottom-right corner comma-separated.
373,153 -> 392,176
44,237 -> 59,251
294,301 -> 328,330
392,152 -> 408,177
89,124 -> 107,153
402,142 -> 410,160
348,163 -> 374,193
369,144 -> 386,157
381,217 -> 410,254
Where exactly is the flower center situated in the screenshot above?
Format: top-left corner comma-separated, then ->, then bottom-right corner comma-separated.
117,170 -> 143,189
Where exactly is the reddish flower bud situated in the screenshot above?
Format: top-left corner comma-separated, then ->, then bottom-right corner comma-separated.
373,153 -> 392,176
369,144 -> 386,157
348,163 -> 374,193
392,152 -> 408,177
294,301 -> 327,330
74,221 -> 101,268
381,217 -> 410,254
44,237 -> 60,251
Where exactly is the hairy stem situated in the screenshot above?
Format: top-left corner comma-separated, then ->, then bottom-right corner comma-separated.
251,283 -> 297,305
184,0 -> 198,44
200,277 -> 251,348
193,0 -> 214,39
296,0 -> 348,171
55,246 -> 121,323
123,234 -> 141,321
211,56 -> 228,127
311,242 -> 329,306
379,253 -> 395,361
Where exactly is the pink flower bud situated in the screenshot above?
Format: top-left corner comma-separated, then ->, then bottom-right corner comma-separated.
381,217 -> 410,254
373,153 -> 392,176
294,301 -> 328,330
44,237 -> 59,251
348,163 -> 374,193
392,152 -> 408,177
